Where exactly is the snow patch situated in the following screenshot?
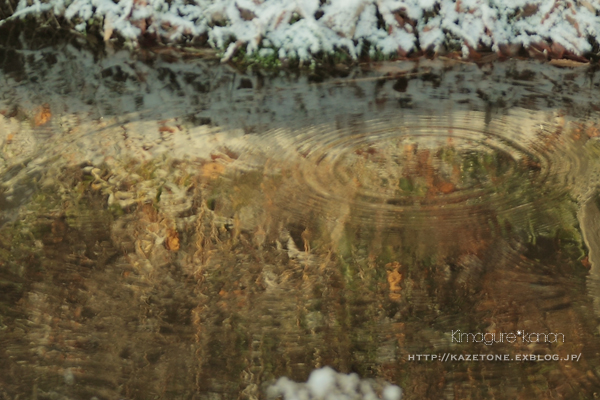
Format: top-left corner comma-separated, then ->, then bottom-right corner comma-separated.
266,366 -> 402,400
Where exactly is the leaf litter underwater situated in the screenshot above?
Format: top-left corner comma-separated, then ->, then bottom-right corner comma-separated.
2,49 -> 600,399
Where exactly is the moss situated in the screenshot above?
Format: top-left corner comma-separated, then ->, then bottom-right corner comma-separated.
247,49 -> 283,70
399,177 -> 413,192
108,202 -> 125,217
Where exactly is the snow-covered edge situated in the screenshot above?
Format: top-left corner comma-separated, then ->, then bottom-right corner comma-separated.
2,0 -> 600,61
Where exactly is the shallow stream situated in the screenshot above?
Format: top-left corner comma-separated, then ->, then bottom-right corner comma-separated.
2,44 -> 600,399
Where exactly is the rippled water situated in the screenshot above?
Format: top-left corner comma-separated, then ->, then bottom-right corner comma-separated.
2,45 -> 600,399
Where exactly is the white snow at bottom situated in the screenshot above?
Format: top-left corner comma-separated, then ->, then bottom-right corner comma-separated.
2,0 -> 600,61
266,366 -> 403,400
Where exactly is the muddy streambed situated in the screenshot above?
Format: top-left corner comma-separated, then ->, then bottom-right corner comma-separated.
2,46 -> 600,399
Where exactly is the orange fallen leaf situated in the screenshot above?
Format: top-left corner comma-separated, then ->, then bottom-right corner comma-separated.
437,181 -> 455,194
165,228 -> 180,251
201,162 -> 225,179
34,104 -> 52,126
387,270 -> 402,292
585,126 -> 600,138
6,133 -> 14,144
389,293 -> 402,301
386,262 -> 403,301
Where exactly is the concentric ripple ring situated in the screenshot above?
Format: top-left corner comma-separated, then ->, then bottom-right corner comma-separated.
250,109 -> 568,228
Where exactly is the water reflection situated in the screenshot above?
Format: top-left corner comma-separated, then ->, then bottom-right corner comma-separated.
1,47 -> 600,399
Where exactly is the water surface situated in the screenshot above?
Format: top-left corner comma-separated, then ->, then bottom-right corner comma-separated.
1,46 -> 600,399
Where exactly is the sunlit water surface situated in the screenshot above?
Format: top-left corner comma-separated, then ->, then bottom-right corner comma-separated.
2,45 -> 600,399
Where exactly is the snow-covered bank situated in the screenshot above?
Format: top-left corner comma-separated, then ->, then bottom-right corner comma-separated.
1,0 -> 599,62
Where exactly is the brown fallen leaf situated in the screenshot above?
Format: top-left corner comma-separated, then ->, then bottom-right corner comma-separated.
582,256 -> 591,269
141,203 -> 159,222
497,43 -> 523,59
521,3 -> 539,17
159,126 -> 176,133
550,42 -> 565,59
527,46 -> 547,61
237,5 -> 257,21
476,53 -> 498,64
465,44 -> 482,60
